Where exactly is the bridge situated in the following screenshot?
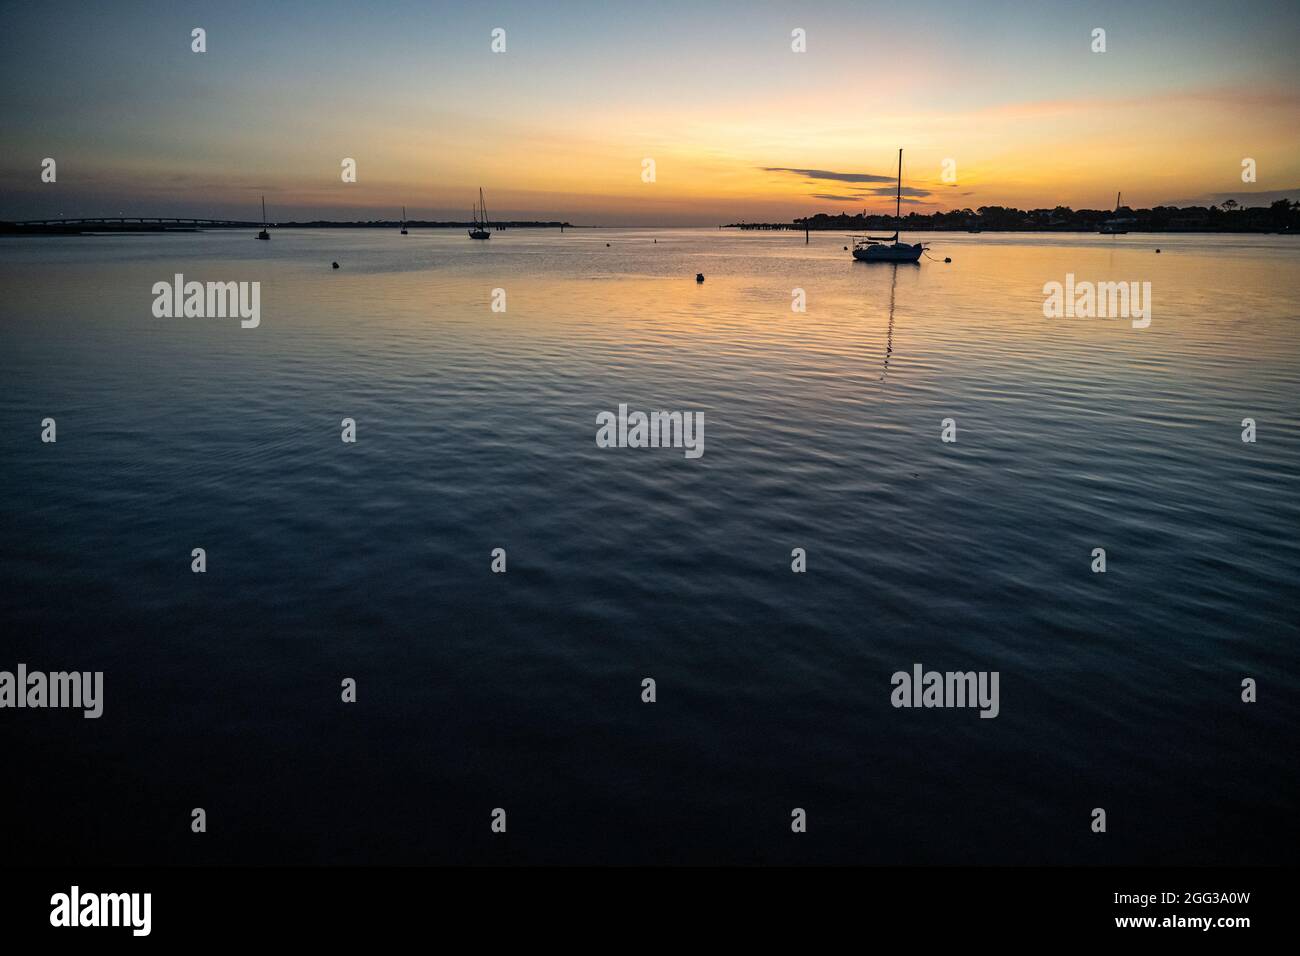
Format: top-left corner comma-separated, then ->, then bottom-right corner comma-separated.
2,217 -> 261,234
3,217 -> 576,234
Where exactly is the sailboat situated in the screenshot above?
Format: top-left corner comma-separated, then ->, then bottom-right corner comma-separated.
256,196 -> 270,240
468,188 -> 491,240
852,149 -> 923,263
400,206 -> 408,235
1099,192 -> 1132,234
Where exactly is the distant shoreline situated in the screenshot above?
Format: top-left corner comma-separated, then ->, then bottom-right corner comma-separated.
3,219 -> 1298,237
726,224 -> 1296,234
274,220 -> 573,229
0,219 -> 573,236
732,199 -> 1299,235
725,225 -> 1297,234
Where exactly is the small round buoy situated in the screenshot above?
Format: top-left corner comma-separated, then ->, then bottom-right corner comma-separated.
695,273 -> 704,283
1155,248 -> 1161,253
606,243 -> 610,247
944,257 -> 952,263
331,261 -> 339,269
843,246 -> 848,251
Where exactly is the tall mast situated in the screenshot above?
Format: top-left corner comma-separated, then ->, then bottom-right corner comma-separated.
896,149 -> 903,222
480,188 -> 488,228
261,195 -> 267,225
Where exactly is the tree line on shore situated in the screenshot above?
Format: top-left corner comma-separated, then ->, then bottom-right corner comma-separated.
729,198 -> 1299,232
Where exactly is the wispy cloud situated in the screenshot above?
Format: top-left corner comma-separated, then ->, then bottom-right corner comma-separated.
813,193 -> 929,205
1158,186 -> 1300,208
763,167 -> 895,184
1204,187 -> 1300,205
859,186 -> 932,198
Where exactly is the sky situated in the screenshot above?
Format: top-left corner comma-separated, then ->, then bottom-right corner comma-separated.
1,0 -> 1298,225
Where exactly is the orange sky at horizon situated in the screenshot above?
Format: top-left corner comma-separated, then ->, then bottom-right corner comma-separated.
20,81 -> 1296,224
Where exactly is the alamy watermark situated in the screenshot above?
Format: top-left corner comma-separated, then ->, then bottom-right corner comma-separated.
596,404 -> 704,459
50,886 -> 150,936
0,664 -> 103,718
891,663 -> 1000,718
152,274 -> 260,328
1043,273 -> 1151,328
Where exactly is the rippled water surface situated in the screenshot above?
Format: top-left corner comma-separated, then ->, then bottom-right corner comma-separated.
1,228 -> 1297,864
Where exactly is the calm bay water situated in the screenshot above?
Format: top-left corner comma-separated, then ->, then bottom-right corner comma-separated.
1,228 -> 1297,864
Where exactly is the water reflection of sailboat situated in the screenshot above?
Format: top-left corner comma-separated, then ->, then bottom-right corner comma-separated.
881,263 -> 899,382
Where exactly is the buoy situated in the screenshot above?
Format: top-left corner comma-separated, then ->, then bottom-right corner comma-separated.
331,262 -> 339,269
606,243 -> 610,247
695,273 -> 704,283
843,246 -> 848,250
944,257 -> 952,263
1155,248 -> 1161,253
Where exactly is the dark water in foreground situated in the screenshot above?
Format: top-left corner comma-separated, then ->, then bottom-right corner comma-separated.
1,229 -> 1296,864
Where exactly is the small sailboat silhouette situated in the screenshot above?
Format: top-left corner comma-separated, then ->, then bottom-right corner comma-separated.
400,206 -> 408,235
256,196 -> 270,240
468,188 -> 491,240
851,150 -> 923,263
1099,192 -> 1132,234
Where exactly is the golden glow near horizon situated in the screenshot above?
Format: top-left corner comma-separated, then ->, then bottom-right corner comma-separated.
3,2 -> 1298,223
247,87 -> 1300,222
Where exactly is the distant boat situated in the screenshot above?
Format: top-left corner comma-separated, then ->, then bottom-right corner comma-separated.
468,188 -> 491,240
256,196 -> 270,240
400,206 -> 408,235
1100,192 -> 1133,234
852,149 -> 923,263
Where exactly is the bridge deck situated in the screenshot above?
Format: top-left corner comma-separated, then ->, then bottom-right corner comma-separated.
11,218 -> 259,226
